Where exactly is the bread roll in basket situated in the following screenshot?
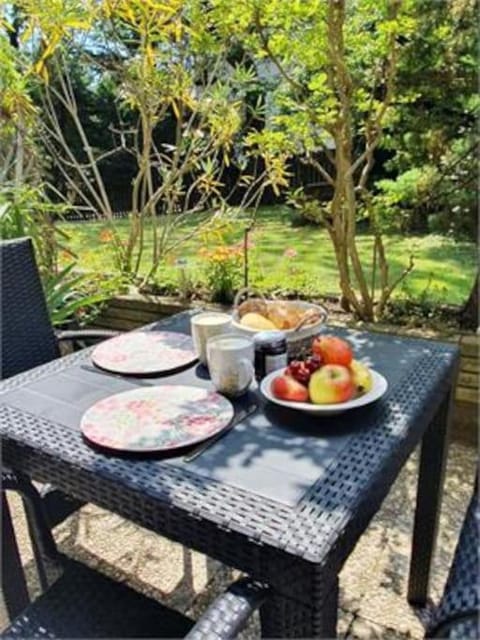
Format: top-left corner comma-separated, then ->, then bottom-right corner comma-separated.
231,288 -> 328,358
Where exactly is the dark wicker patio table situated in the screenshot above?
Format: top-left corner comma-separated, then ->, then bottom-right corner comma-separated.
0,311 -> 459,638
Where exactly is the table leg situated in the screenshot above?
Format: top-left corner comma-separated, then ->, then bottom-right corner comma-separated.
1,493 -> 29,620
407,389 -> 454,606
260,577 -> 338,638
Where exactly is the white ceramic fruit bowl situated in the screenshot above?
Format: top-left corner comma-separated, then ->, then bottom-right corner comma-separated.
260,368 -> 388,416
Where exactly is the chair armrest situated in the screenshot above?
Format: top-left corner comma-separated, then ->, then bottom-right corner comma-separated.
56,329 -> 119,343
185,578 -> 270,640
56,329 -> 120,352
427,478 -> 479,638
430,611 -> 479,639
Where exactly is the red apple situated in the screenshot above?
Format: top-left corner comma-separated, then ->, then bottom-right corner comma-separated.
308,365 -> 355,404
312,335 -> 353,366
271,375 -> 310,403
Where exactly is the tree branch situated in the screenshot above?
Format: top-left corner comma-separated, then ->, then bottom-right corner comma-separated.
301,155 -> 335,187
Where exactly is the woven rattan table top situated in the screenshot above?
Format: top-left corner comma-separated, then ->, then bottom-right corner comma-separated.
0,311 -> 459,570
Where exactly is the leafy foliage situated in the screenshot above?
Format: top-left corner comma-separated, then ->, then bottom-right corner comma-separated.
0,182 -> 115,325
0,183 -> 70,273
43,262 -> 111,326
17,0 -> 269,282
375,138 -> 477,239
378,0 -> 478,239
0,0 -> 476,324
208,0 -> 422,319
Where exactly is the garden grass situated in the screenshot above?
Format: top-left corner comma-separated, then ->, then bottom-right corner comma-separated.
60,206 -> 477,306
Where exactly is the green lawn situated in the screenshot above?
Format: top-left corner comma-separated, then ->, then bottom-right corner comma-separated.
61,206 -> 477,305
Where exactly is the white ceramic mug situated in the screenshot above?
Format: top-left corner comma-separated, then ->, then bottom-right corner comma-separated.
190,312 -> 231,365
207,334 -> 254,397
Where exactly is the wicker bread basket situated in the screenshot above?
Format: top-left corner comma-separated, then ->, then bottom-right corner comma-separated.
231,288 -> 328,359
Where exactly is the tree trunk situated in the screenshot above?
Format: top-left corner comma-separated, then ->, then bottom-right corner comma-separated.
326,0 -> 375,322
460,273 -> 479,330
14,126 -> 24,191
10,13 -> 24,191
344,172 -> 374,320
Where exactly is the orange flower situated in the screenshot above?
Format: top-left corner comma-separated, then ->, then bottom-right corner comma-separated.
99,229 -> 114,243
199,244 -> 242,265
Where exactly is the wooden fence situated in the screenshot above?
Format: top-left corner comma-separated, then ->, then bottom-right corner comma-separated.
61,154 -> 332,222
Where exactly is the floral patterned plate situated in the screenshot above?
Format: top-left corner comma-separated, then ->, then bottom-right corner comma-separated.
91,331 -> 197,375
81,385 -> 234,452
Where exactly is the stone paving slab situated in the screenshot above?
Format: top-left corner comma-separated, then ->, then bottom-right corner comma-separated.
1,440 -> 476,638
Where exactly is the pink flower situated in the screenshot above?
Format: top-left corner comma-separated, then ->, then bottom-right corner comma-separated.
283,248 -> 298,259
232,237 -> 255,251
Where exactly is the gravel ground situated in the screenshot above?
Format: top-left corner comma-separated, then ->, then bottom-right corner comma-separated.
1,439 -> 476,639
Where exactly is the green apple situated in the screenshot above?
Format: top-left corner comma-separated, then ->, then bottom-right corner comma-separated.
350,360 -> 373,396
309,365 -> 355,404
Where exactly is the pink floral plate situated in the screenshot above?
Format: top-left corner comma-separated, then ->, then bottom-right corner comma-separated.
91,331 -> 197,375
81,385 -> 234,452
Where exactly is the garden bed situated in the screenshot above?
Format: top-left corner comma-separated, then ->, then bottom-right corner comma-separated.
61,207 -> 477,307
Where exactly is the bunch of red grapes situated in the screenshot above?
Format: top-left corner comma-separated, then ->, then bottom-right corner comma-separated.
285,355 -> 323,385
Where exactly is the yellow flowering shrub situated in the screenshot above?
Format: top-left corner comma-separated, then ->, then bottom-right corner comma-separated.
199,244 -> 243,303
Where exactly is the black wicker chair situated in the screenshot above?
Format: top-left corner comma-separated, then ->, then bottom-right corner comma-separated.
0,237 -> 117,381
1,471 -> 269,639
1,237 -> 118,612
427,479 -> 479,639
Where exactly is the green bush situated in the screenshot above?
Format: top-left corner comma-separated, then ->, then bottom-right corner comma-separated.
374,167 -> 438,233
44,264 -> 122,327
0,183 -> 119,325
0,183 -> 67,274
374,148 -> 477,240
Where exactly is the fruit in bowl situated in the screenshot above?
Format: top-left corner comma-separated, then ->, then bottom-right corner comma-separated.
312,335 -> 353,366
271,375 -> 310,403
350,359 -> 373,395
285,356 -> 322,385
270,335 -> 373,405
309,364 -> 355,404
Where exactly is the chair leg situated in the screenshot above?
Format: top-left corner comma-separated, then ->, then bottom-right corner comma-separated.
3,471 -> 62,593
22,499 -> 51,591
1,493 -> 30,620
16,475 -> 62,589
